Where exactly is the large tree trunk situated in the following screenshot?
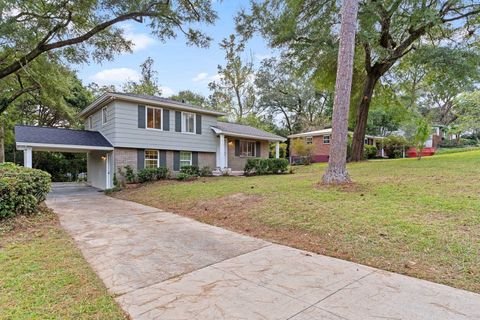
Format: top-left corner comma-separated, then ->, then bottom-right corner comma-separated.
350,72 -> 379,162
322,0 -> 358,184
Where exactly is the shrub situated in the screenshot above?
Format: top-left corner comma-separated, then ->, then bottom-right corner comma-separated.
199,166 -> 212,177
383,135 -> 410,158
290,138 -> 315,164
180,165 -> 200,176
176,172 -> 197,181
363,145 -> 378,159
124,165 -> 136,183
244,158 -> 289,175
0,163 -> 51,219
438,138 -> 478,148
137,166 -> 169,183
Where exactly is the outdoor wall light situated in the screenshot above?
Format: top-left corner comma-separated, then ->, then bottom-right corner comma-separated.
101,156 -> 106,160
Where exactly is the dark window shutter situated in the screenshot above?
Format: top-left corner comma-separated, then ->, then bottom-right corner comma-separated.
256,142 -> 261,157
192,152 -> 198,166
163,110 -> 170,131
138,105 -> 145,128
175,111 -> 182,132
235,140 -> 240,157
137,149 -> 145,170
159,150 -> 166,167
196,114 -> 202,134
173,151 -> 180,171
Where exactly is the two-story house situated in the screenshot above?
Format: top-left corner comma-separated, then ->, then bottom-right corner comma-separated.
15,92 -> 286,189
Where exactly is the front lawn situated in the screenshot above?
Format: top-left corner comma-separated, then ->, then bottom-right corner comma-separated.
0,209 -> 126,319
113,150 -> 480,293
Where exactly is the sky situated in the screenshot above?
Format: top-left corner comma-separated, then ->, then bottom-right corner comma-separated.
74,1 -> 273,97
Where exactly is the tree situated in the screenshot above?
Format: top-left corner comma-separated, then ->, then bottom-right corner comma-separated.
322,0 -> 358,184
255,57 -> 332,133
0,0 -> 216,113
208,34 -> 256,121
123,57 -> 162,96
169,90 -> 208,107
413,119 -> 431,160
237,0 -> 480,161
290,138 -> 315,164
454,91 -> 480,137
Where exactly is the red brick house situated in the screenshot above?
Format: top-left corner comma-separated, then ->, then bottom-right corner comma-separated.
288,129 -> 384,163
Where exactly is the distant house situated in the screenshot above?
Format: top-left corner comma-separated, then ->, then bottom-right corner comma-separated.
15,92 -> 286,189
288,128 -> 383,163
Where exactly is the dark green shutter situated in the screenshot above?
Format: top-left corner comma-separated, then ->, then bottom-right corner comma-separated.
138,105 -> 145,128
159,150 -> 166,167
175,111 -> 182,132
163,110 -> 170,131
256,142 -> 261,157
137,149 -> 145,170
196,114 -> 202,134
173,151 -> 180,171
192,152 -> 198,166
235,140 -> 240,157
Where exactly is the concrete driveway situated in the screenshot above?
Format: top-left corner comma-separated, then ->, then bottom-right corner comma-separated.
47,184 -> 480,320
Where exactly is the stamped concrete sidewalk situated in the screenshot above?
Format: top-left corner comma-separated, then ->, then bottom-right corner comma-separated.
47,184 -> 480,320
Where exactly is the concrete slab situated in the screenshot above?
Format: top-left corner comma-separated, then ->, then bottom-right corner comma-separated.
46,185 -> 480,320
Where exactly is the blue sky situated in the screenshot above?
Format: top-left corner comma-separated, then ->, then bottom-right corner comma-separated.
74,1 -> 272,97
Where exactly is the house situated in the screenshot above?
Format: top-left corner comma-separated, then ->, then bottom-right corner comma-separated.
288,128 -> 383,163
15,92 -> 286,189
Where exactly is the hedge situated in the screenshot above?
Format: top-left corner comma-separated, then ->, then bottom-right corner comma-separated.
137,166 -> 169,183
244,158 -> 289,175
0,163 -> 51,219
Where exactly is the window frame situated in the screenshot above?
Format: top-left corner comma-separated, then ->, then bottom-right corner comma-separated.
102,107 -> 108,124
306,136 -> 313,145
239,140 -> 256,158
323,135 -> 330,144
88,116 -> 92,130
144,150 -> 159,168
181,112 -> 196,134
145,106 -> 163,131
179,151 -> 192,168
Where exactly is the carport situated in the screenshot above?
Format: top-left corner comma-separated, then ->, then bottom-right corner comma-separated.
15,125 -> 114,189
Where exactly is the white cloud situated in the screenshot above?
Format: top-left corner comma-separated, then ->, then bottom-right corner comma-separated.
208,74 -> 222,82
161,86 -> 175,97
192,72 -> 209,82
125,32 -> 156,52
90,68 -> 140,85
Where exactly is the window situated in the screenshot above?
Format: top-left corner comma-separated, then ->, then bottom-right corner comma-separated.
306,136 -> 313,144
144,150 -> 159,168
102,107 -> 108,124
323,135 -> 330,144
240,141 -> 256,157
180,151 -> 192,167
88,116 -> 92,129
146,106 -> 162,130
182,112 -> 195,133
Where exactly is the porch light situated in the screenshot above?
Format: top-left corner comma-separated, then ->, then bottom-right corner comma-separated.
101,155 -> 106,160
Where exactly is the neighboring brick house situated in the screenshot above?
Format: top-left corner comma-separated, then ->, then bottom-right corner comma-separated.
15,92 -> 286,189
288,129 -> 383,163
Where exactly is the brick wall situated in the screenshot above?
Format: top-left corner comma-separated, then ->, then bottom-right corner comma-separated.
227,139 -> 270,171
290,136 -> 330,162
114,148 -> 137,172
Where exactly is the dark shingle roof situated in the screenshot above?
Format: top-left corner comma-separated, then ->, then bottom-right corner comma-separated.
212,122 -> 286,141
15,125 -> 112,147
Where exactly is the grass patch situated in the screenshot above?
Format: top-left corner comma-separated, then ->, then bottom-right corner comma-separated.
0,208 -> 126,320
436,146 -> 480,155
113,150 -> 480,293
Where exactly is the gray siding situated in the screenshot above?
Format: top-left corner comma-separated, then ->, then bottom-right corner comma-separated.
111,100 -> 218,152
85,103 -> 115,145
87,151 -> 107,189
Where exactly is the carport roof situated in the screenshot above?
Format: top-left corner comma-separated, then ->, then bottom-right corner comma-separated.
15,125 -> 113,150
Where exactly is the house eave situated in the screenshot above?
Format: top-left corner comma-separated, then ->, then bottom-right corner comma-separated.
16,141 -> 114,152
211,127 -> 286,142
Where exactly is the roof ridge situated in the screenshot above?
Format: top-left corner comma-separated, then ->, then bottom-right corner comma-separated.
14,125 -> 90,132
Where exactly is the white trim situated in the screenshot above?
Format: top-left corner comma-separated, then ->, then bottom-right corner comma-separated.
106,153 -> 111,189
23,147 -> 32,168
16,142 -> 113,151
181,111 -> 196,134
102,107 -> 108,124
211,127 -> 286,142
179,151 -> 192,167
239,140 -> 256,158
144,149 -> 160,168
275,141 -> 280,159
145,106 -> 163,131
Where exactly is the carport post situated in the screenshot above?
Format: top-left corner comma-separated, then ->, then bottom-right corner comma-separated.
275,141 -> 280,159
23,147 -> 32,168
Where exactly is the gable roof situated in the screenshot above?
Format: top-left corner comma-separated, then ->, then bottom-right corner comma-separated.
79,92 -> 226,118
211,122 -> 286,142
15,125 -> 113,149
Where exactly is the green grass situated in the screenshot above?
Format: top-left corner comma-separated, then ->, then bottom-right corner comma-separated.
114,150 -> 480,293
436,146 -> 480,155
0,210 -> 126,320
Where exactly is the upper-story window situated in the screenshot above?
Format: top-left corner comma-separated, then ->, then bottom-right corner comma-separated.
182,112 -> 195,133
323,135 -> 330,144
102,107 -> 108,124
240,140 -> 256,157
88,116 -> 92,129
146,106 -> 162,130
306,136 -> 313,144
